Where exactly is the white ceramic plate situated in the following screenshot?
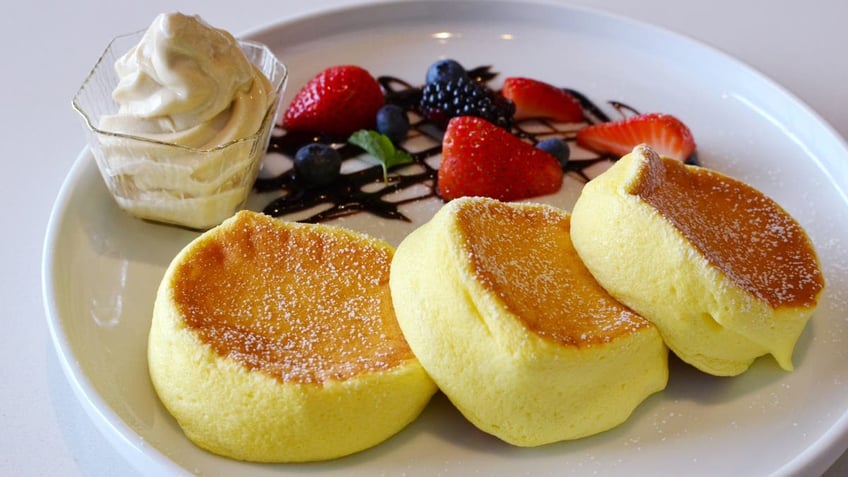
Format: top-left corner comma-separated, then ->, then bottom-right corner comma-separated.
44,1 -> 848,475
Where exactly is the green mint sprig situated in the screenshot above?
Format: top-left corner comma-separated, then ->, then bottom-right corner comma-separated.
348,129 -> 413,182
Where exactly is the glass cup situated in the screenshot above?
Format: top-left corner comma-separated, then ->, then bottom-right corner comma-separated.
72,31 -> 288,230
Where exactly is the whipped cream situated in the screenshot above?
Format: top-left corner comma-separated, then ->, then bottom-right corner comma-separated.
95,13 -> 280,229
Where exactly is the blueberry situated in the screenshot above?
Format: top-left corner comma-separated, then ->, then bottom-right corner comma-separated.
537,138 -> 570,167
293,143 -> 341,186
425,59 -> 466,84
376,104 -> 410,144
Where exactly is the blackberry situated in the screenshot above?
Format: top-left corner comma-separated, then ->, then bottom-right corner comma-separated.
419,76 -> 515,130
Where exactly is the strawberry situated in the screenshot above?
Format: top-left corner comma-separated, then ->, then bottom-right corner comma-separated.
282,65 -> 385,137
438,116 -> 563,201
576,113 -> 696,162
501,77 -> 583,123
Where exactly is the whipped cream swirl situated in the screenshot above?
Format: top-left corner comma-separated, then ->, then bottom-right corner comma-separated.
102,12 -> 273,148
92,12 -> 282,229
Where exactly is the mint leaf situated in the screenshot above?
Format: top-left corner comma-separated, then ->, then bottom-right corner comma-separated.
348,129 -> 413,182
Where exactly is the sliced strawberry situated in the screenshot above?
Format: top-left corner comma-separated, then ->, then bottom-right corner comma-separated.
282,65 -> 385,137
438,116 -> 563,201
576,113 -> 696,162
501,77 -> 583,123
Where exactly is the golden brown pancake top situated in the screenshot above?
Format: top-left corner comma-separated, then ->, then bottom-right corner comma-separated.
171,211 -> 414,385
454,200 -> 653,347
629,148 -> 824,308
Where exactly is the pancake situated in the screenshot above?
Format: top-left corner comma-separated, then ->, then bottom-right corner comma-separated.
390,197 -> 668,446
570,145 -> 825,376
148,210 -> 437,462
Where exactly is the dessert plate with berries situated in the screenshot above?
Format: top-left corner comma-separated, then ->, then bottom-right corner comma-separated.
44,1 -> 848,476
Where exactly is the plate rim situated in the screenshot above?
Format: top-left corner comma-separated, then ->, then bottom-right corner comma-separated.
42,149 -> 186,475
43,0 -> 848,475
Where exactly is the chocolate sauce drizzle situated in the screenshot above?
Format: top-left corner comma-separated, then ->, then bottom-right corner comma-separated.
256,130 -> 440,223
254,65 -> 684,224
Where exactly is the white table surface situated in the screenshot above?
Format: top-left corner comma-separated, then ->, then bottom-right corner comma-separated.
3,0 -> 846,475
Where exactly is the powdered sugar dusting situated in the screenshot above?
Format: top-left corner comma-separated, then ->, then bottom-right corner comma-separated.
632,153 -> 824,308
173,212 -> 413,384
453,199 -> 652,347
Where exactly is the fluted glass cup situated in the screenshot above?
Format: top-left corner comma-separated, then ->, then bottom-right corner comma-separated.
72,31 -> 287,229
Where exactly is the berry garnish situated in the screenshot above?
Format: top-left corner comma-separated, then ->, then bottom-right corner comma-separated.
283,65 -> 385,137
420,76 -> 515,129
260,61 -> 700,225
425,59 -> 467,84
536,138 -> 570,168
293,143 -> 342,186
375,104 -> 410,144
501,77 -> 584,123
576,113 -> 696,162
438,116 -> 563,201
348,130 -> 413,182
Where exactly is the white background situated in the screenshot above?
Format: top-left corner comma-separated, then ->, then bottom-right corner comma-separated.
2,0 -> 846,475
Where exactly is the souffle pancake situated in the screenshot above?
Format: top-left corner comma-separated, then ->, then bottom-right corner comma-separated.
148,210 -> 436,462
390,197 -> 668,446
570,145 -> 824,376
